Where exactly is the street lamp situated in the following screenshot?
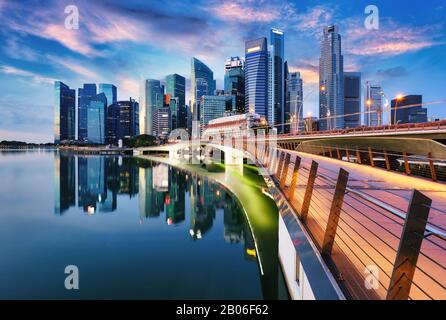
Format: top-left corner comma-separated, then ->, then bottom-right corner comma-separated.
393,94 -> 404,125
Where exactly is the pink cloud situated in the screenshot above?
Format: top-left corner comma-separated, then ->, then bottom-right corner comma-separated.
208,1 -> 279,23
47,56 -> 99,79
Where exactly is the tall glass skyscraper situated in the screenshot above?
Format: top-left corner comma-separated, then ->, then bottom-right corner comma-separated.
224,57 -> 245,114
286,71 -> 303,134
245,37 -> 268,119
117,98 -> 139,139
199,95 -> 232,127
54,81 -> 75,143
78,83 -> 97,142
98,83 -> 119,143
87,93 -> 107,144
365,82 -> 382,127
98,83 -> 117,106
319,25 -> 344,130
140,79 -> 163,136
270,28 -> 285,133
343,72 -> 361,128
166,74 -> 186,129
190,58 -> 216,121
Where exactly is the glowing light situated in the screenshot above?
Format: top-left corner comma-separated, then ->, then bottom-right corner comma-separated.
246,248 -> 257,257
320,85 -> 326,91
307,111 -> 312,117
247,46 -> 261,53
395,94 -> 404,100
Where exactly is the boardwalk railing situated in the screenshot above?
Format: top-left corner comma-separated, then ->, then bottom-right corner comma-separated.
278,142 -> 446,182
258,146 -> 446,300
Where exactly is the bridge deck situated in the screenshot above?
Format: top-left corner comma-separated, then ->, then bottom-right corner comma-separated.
278,149 -> 446,300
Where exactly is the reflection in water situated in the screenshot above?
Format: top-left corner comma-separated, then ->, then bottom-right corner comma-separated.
54,154 -> 256,251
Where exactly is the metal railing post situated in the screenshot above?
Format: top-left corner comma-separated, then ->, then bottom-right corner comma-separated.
428,152 -> 437,181
384,149 -> 391,171
336,145 -> 341,160
345,145 -> 350,162
386,190 -> 432,300
403,150 -> 411,175
276,151 -> 285,179
328,146 -> 333,158
280,153 -> 291,189
368,147 -> 375,167
321,168 -> 349,257
356,146 -> 361,164
300,161 -> 319,222
288,156 -> 301,202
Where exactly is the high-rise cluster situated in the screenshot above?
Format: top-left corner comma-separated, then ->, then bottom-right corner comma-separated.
54,81 -> 139,144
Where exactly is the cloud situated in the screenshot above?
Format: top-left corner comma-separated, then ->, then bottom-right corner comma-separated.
291,5 -> 335,38
208,0 -> 279,23
47,55 -> 99,80
344,19 -> 444,57
2,37 -> 41,61
0,65 -> 55,84
118,76 -> 139,98
376,66 -> 408,78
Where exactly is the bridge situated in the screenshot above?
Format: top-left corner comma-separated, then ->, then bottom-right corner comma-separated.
136,127 -> 446,300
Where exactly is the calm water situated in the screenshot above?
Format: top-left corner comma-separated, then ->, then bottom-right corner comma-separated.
0,150 -> 266,299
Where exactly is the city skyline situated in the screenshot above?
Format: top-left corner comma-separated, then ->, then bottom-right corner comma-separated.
1,0 -> 446,142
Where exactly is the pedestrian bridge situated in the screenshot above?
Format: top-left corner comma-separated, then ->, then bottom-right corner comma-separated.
137,140 -> 446,300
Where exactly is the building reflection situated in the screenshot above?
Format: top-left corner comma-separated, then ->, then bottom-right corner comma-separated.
54,155 -> 254,250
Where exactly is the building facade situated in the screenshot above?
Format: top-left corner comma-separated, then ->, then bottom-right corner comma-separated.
224,56 -> 245,114
166,74 -> 186,129
286,71 -> 303,134
200,95 -> 232,127
78,83 -> 97,142
139,79 -> 163,136
54,81 -> 76,143
153,107 -> 171,139
117,98 -> 139,139
343,72 -> 361,128
364,82 -> 382,127
270,28 -> 285,133
245,37 -> 268,119
190,58 -> 216,122
391,95 -> 426,124
87,93 -> 107,144
319,25 -> 344,130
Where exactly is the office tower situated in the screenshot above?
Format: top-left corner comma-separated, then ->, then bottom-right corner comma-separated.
98,84 -> 118,144
267,44 -> 274,126
224,56 -> 245,113
343,72 -> 361,128
166,74 -> 186,128
391,95 -> 426,124
78,83 -> 97,141
319,25 -> 344,130
153,106 -> 171,139
199,95 -> 233,127
139,79 -> 163,136
270,28 -> 285,133
286,71 -> 303,134
365,82 -> 382,127
191,58 -> 216,121
54,81 -> 75,143
245,37 -> 268,118
87,93 -> 107,144
117,98 -> 139,139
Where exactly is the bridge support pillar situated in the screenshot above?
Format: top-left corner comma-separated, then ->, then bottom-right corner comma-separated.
386,190 -> 432,300
276,151 -> 285,179
428,152 -> 437,181
368,147 -> 375,167
321,168 -> 349,257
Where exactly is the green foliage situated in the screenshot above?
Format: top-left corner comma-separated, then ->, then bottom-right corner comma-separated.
123,135 -> 157,148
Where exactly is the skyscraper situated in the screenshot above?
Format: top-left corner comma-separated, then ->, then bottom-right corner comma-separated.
78,83 -> 97,142
343,72 -> 361,128
98,83 -> 117,106
199,95 -> 233,127
245,37 -> 268,119
365,82 -> 382,127
140,79 -> 163,136
166,74 -> 186,129
391,95 -> 426,124
99,84 -> 119,144
319,25 -> 344,130
270,28 -> 285,133
224,57 -> 245,114
286,71 -> 303,134
54,81 -> 75,143
87,93 -> 107,144
190,58 -> 216,122
117,98 -> 139,139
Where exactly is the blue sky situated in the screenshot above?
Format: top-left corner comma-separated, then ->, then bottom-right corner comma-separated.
0,0 -> 445,142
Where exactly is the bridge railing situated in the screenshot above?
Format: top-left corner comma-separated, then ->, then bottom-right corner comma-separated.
260,146 -> 446,300
278,142 -> 446,182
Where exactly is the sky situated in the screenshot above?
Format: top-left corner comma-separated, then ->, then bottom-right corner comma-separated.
0,0 -> 445,142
